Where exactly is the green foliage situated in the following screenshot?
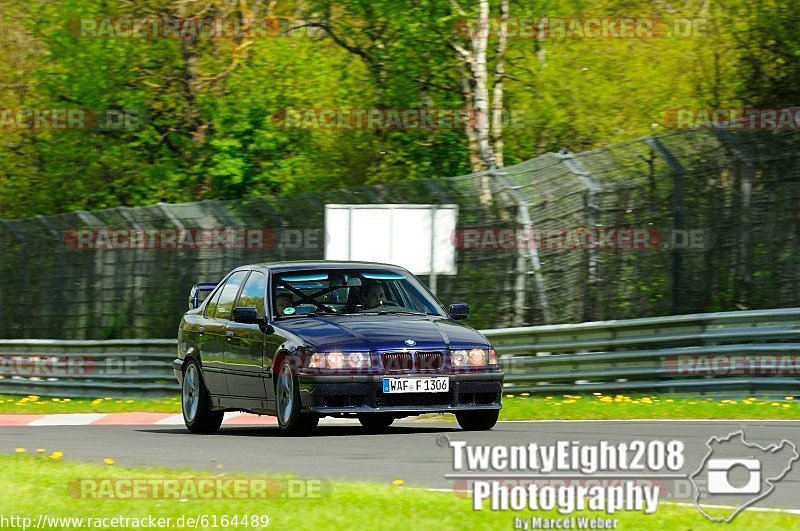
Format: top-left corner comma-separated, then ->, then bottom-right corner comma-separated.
0,0 -> 797,217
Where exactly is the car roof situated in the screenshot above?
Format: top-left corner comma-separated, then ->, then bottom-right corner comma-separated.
234,261 -> 410,274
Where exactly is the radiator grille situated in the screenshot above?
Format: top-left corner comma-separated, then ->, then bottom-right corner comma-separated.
381,352 -> 413,372
380,351 -> 444,372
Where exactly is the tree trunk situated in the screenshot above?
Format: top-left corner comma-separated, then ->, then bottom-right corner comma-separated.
490,0 -> 508,168
471,0 -> 496,171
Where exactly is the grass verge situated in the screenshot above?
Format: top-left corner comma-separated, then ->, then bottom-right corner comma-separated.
497,393 -> 800,420
0,395 -> 180,414
0,393 -> 798,420
2,454 -> 798,530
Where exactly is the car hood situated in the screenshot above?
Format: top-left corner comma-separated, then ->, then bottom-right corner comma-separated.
274,315 -> 490,351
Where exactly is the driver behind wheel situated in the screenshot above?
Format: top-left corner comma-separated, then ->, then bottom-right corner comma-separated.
363,282 -> 387,309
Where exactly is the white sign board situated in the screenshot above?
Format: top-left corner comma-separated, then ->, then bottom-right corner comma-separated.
325,204 -> 458,276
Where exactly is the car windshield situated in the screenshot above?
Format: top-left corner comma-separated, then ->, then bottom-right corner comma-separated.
272,268 -> 445,318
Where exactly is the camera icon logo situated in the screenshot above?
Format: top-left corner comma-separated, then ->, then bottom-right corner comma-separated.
689,430 -> 798,522
706,458 -> 761,494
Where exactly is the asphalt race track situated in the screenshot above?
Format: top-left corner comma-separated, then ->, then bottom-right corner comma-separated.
2,419 -> 799,511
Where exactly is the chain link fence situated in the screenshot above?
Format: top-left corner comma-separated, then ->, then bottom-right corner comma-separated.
1,129 -> 798,339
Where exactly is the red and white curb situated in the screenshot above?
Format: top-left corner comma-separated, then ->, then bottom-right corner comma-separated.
0,412 -> 360,427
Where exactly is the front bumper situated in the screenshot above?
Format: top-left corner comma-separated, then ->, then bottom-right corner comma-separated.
297,371 -> 503,414
172,358 -> 184,384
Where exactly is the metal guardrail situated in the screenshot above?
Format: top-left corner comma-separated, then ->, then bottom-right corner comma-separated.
0,308 -> 798,398
0,339 -> 178,398
484,307 -> 800,395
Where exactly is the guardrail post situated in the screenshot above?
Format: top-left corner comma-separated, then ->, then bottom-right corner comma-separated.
645,136 -> 686,314
491,169 -> 551,324
75,211 -> 108,339
714,131 -> 754,305
116,207 -> 144,334
557,150 -> 603,321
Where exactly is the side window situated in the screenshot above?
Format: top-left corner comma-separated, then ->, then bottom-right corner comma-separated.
204,287 -> 224,318
214,271 -> 248,320
236,271 -> 266,319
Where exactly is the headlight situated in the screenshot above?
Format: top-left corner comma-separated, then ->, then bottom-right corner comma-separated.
346,352 -> 370,369
451,350 -> 469,366
327,351 -> 344,370
309,353 -> 326,369
468,348 -> 487,366
488,348 -> 498,365
308,352 -> 371,370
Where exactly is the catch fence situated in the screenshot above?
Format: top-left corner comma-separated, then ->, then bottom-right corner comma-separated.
0,129 -> 798,338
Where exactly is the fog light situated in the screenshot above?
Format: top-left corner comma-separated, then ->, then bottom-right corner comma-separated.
451,350 -> 469,366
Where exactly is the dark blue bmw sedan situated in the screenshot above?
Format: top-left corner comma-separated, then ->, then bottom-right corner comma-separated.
174,261 -> 503,435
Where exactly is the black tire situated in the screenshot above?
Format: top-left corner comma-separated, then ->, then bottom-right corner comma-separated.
456,409 -> 499,431
182,359 -> 224,434
358,413 -> 394,433
275,359 -> 319,436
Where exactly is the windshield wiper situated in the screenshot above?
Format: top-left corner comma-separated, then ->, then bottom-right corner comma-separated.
278,311 -> 352,319
375,309 -> 427,316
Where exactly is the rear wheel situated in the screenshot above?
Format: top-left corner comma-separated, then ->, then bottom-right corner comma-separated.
358,413 -> 394,433
276,360 -> 319,435
456,409 -> 499,431
182,359 -> 223,434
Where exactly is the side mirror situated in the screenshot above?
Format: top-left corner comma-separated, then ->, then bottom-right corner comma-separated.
449,303 -> 469,320
189,282 -> 218,310
232,306 -> 261,324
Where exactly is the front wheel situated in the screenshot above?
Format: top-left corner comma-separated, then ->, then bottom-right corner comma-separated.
275,360 -> 319,436
455,409 -> 499,431
182,359 -> 223,434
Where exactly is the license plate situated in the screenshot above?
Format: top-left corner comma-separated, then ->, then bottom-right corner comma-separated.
382,377 -> 449,393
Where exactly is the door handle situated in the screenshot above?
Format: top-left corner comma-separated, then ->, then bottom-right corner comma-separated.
226,331 -> 235,339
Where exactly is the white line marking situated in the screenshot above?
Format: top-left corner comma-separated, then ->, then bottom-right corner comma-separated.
28,414 -> 108,426
319,418 -> 361,425
660,501 -> 800,515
